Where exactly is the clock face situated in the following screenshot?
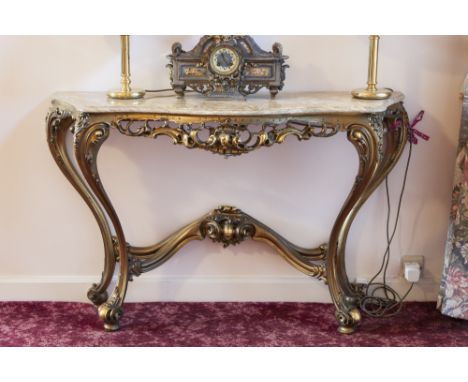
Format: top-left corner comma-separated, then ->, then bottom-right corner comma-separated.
209,47 -> 240,76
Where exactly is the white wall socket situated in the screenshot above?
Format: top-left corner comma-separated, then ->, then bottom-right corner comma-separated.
355,277 -> 369,285
401,255 -> 424,282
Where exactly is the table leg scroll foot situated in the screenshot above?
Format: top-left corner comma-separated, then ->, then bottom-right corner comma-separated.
335,308 -> 361,334
98,300 -> 123,332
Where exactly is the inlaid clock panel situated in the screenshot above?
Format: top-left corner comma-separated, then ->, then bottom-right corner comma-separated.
168,35 -> 288,97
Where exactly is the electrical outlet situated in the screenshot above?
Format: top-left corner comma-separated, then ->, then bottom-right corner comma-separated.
401,255 -> 424,280
355,277 -> 369,285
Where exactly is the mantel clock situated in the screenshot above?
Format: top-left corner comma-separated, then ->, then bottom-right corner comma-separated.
168,35 -> 288,97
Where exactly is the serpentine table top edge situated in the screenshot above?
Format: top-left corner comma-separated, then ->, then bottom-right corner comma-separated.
50,91 -> 405,117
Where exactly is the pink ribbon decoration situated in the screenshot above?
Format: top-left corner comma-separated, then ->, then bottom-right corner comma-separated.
391,110 -> 429,144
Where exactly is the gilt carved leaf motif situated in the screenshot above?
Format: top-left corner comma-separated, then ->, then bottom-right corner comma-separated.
113,119 -> 339,156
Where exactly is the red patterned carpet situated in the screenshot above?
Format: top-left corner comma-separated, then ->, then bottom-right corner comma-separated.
0,301 -> 466,346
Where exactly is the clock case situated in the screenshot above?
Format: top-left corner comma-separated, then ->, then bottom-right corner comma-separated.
167,35 -> 288,97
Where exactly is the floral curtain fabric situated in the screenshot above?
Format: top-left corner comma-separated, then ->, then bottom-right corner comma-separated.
437,75 -> 468,320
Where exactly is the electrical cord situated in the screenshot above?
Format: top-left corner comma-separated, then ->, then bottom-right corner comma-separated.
145,88 -> 174,93
360,136 -> 415,318
145,88 -> 195,94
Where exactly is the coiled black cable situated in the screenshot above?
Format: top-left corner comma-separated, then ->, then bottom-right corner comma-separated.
360,137 -> 415,317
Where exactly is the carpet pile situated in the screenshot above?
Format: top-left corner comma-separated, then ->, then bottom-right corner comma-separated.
0,301 -> 466,346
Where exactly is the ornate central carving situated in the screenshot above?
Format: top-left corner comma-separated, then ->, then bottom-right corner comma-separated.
125,204 -> 327,282
113,119 -> 340,156
201,206 -> 255,247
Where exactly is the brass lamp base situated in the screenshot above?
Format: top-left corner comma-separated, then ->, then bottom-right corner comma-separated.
107,89 -> 146,100
351,87 -> 393,100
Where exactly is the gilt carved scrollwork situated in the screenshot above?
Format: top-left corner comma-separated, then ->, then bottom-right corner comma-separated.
201,206 -> 255,247
347,122 -> 379,187
113,118 -> 339,156
126,205 -> 327,282
74,123 -> 110,185
368,112 -> 385,161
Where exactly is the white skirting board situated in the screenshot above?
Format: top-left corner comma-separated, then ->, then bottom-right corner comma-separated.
0,275 -> 439,302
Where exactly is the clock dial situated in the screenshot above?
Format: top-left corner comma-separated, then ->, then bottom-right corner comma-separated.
209,47 -> 240,76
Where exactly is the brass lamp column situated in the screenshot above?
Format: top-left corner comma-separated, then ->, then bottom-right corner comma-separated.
108,35 -> 145,100
352,35 -> 392,100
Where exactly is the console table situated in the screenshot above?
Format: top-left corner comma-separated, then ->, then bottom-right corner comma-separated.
46,91 -> 409,334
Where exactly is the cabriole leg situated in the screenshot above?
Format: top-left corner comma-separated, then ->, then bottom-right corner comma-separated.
47,109 -> 116,306
327,122 -> 380,334
327,109 -> 408,334
74,122 -> 129,331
